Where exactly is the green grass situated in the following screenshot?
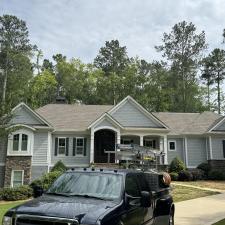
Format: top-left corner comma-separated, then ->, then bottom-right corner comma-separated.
213,219 -> 225,225
172,185 -> 219,202
0,201 -> 25,225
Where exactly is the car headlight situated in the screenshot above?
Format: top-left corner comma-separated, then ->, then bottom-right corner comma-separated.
2,216 -> 12,225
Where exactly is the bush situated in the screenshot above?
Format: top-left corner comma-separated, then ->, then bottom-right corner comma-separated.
169,157 -> 186,173
178,170 -> 193,181
208,170 -> 225,180
31,170 -> 63,190
197,163 -> 210,177
1,185 -> 33,201
191,169 -> 205,181
170,172 -> 179,181
51,160 -> 67,173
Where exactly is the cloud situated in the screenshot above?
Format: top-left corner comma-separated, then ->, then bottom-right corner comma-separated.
1,0 -> 225,62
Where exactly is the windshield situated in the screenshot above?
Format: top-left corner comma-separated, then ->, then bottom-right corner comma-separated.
47,172 -> 123,201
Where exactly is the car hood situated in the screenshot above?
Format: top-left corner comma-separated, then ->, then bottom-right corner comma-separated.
12,194 -> 119,223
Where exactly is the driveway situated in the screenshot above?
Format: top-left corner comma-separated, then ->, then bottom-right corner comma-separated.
175,193 -> 225,225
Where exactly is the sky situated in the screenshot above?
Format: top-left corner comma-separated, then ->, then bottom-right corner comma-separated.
1,0 -> 225,63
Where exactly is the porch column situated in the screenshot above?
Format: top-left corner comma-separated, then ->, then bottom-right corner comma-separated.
163,135 -> 168,165
159,137 -> 164,164
140,135 -> 144,146
90,129 -> 94,164
116,130 -> 121,163
209,136 -> 213,160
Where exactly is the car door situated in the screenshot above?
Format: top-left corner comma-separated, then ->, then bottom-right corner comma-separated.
122,174 -> 143,225
136,174 -> 154,225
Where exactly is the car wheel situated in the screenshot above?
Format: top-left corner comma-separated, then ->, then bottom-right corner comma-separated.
169,212 -> 174,225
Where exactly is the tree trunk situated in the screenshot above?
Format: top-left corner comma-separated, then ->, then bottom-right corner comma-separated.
2,50 -> 9,106
217,73 -> 221,114
207,81 -> 210,110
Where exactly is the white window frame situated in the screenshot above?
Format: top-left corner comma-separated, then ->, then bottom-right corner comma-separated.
11,170 -> 24,188
168,140 -> 176,151
58,137 -> 67,156
144,139 -> 156,149
76,137 -> 85,156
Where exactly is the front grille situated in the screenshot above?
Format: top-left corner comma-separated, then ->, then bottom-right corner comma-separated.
15,215 -> 79,225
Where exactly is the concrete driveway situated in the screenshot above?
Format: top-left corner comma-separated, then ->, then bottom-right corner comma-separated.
175,193 -> 225,225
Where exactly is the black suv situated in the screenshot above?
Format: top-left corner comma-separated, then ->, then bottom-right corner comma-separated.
3,168 -> 174,225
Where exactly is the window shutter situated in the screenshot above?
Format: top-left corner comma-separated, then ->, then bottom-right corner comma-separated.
66,138 -> 69,156
73,138 -> 76,156
55,138 -> 58,156
223,140 -> 225,158
84,138 -> 87,156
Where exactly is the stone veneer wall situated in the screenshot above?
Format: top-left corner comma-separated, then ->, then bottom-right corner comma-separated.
4,156 -> 32,187
208,160 -> 225,172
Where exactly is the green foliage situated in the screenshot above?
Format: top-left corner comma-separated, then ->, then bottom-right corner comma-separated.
169,172 -> 179,181
50,160 -> 67,173
197,162 -> 211,177
169,157 -> 186,173
178,170 -> 193,181
0,185 -> 33,201
208,170 -> 225,180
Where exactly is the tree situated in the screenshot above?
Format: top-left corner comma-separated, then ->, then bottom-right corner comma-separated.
204,49 -> 225,114
156,21 -> 207,112
0,14 -> 33,105
94,40 -> 129,75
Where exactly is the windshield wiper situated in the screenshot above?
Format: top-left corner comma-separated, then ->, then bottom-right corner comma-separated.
68,194 -> 109,200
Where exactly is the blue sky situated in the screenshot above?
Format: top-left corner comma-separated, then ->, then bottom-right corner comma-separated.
1,0 -> 225,62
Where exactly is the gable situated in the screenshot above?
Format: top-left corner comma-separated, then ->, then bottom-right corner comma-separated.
110,100 -> 165,128
94,117 -> 119,130
212,119 -> 225,131
11,105 -> 47,126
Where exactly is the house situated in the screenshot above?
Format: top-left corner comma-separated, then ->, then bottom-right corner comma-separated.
0,96 -> 225,188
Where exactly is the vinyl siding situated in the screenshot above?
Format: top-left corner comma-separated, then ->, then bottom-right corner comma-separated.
187,137 -> 207,167
211,137 -> 225,159
32,132 -> 49,165
51,134 -> 90,166
111,101 -> 162,127
11,106 -> 44,125
213,121 -> 225,131
0,166 -> 5,187
167,138 -> 184,164
0,138 -> 7,163
31,166 -> 48,181
95,119 -> 118,130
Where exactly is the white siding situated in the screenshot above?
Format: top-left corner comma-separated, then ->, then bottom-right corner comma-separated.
95,118 -> 118,130
111,101 -> 163,127
31,166 -> 48,181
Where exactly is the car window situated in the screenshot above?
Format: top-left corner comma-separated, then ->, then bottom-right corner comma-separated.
136,174 -> 150,192
125,175 -> 141,197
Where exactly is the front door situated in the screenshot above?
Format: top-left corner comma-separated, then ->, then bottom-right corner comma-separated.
94,129 -> 115,163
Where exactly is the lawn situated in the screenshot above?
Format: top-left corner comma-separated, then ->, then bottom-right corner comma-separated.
171,184 -> 219,202
174,181 -> 225,190
213,219 -> 225,225
0,201 -> 25,225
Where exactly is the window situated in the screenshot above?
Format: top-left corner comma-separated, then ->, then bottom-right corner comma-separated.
12,134 -> 28,152
121,139 -> 133,145
11,170 -> 24,187
144,139 -> 156,149
76,138 -> 84,155
58,138 -> 66,155
169,141 -> 176,151
125,175 -> 140,197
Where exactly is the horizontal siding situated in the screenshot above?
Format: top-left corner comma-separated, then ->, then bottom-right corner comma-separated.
111,101 -> 162,127
0,138 -> 7,163
187,137 -> 207,167
167,138 -> 184,164
32,132 -> 48,165
31,166 -> 48,181
95,119 -> 117,130
51,134 -> 90,166
0,166 -> 5,187
211,137 -> 225,159
11,107 -> 44,125
214,122 -> 225,131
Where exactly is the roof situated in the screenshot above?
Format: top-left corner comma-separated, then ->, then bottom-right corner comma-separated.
36,104 -> 113,131
153,111 -> 222,135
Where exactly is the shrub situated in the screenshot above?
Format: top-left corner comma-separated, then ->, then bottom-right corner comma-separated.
197,162 -> 210,177
178,170 -> 193,181
0,188 -> 3,201
208,170 -> 225,180
169,172 -> 179,181
191,169 -> 205,181
169,157 -> 186,173
1,185 -> 33,201
31,170 -> 63,190
51,160 -> 67,173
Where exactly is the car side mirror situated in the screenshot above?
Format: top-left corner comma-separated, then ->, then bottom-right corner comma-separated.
32,185 -> 44,198
140,191 -> 151,208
